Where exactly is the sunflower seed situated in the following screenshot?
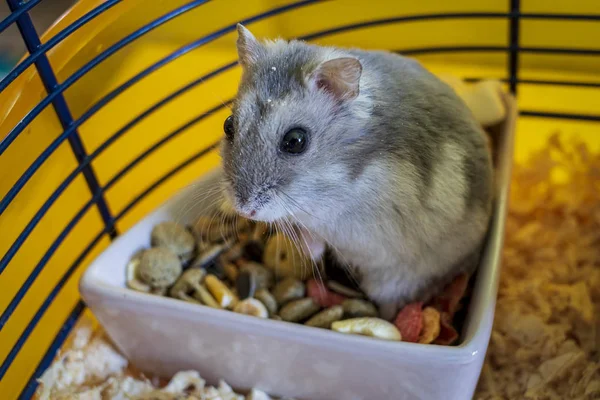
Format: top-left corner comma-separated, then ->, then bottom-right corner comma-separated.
236,269 -> 257,299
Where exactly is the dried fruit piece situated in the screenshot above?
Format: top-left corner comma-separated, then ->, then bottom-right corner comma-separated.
233,298 -> 268,318
418,307 -> 441,344
394,302 -> 423,343
204,274 -> 239,309
305,305 -> 344,328
306,279 -> 346,308
431,273 -> 469,317
279,298 -> 320,322
434,312 -> 459,345
151,221 -> 196,263
332,318 -> 402,341
342,299 -> 378,318
272,277 -> 305,305
137,248 -> 182,288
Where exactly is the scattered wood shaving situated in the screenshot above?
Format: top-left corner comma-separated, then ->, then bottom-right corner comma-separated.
34,324 -> 287,400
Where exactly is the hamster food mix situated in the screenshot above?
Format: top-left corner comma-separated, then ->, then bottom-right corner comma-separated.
125,215 -> 472,344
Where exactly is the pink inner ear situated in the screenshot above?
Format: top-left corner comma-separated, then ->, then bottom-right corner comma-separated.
312,57 -> 362,101
316,78 -> 332,92
315,75 -> 348,101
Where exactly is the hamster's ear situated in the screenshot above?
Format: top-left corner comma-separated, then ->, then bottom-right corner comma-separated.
309,57 -> 362,101
236,24 -> 263,67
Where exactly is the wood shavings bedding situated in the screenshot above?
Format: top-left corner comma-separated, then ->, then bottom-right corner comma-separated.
34,322 -> 284,400
475,133 -> 600,400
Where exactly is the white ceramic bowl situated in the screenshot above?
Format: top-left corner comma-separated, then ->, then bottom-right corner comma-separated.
80,95 -> 516,400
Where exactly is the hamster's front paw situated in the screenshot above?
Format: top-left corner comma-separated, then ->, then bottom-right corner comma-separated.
378,301 -> 399,322
296,226 -> 326,261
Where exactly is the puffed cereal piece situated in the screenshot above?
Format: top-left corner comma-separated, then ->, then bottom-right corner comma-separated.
138,248 -> 182,288
418,307 -> 441,344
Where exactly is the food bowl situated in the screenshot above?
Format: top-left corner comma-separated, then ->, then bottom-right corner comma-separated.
80,93 -> 516,400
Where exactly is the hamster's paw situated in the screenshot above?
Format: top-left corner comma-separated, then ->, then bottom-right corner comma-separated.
378,301 -> 399,322
297,226 -> 326,261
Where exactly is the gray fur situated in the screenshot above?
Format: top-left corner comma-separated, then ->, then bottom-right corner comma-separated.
220,26 -> 493,318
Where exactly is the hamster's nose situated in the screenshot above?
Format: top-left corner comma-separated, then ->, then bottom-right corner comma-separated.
234,194 -> 256,218
235,184 -> 268,220
238,208 -> 257,219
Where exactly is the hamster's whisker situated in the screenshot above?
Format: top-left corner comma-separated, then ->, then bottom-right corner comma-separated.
279,194 -> 328,251
218,206 -> 227,243
272,196 -> 302,274
277,192 -> 359,286
273,220 -> 284,278
344,266 -> 362,290
275,195 -> 321,280
282,216 -> 304,275
279,191 -> 324,222
175,186 -> 220,226
205,206 -> 222,243
233,211 -> 240,240
184,186 -> 221,221
275,194 -> 328,283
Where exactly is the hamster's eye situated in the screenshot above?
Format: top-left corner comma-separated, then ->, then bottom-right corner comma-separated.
280,128 -> 308,155
223,115 -> 235,140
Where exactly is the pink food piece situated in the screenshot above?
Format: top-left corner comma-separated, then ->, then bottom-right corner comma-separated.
306,279 -> 346,307
394,302 -> 424,343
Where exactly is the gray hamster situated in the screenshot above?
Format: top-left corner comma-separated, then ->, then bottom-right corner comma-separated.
219,24 -> 493,320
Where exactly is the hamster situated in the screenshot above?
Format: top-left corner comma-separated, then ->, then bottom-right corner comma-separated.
219,24 -> 493,319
